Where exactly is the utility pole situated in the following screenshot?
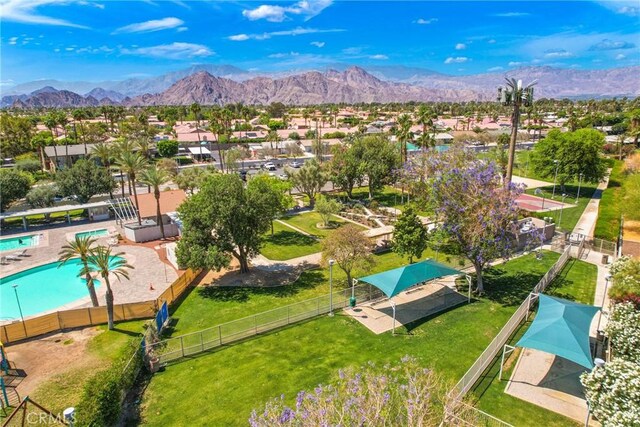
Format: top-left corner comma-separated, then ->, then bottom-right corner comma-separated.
498,78 -> 536,185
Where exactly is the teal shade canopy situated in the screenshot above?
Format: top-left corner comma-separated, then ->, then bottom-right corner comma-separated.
359,259 -> 462,298
516,294 -> 600,369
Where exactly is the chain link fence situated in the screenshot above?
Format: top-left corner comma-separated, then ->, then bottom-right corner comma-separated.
148,284 -> 385,364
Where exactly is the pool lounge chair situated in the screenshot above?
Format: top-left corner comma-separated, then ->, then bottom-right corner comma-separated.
16,249 -> 28,257
5,253 -> 21,261
0,256 -> 8,264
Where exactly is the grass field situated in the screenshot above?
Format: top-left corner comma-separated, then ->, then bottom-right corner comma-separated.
473,258 -> 597,426
138,251 -> 597,426
525,182 -> 597,233
594,159 -> 640,241
280,212 -> 364,238
260,221 -> 322,260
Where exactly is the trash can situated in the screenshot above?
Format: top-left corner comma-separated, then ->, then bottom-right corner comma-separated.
349,296 -> 356,307
601,254 -> 609,265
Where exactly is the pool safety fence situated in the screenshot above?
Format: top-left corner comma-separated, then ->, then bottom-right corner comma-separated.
0,269 -> 201,344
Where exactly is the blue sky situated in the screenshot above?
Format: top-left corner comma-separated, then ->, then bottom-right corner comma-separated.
1,0 -> 639,85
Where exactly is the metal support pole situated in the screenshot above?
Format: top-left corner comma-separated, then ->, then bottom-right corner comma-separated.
466,275 -> 472,302
552,160 -> 559,199
576,173 -> 583,204
498,345 -> 515,381
328,260 -> 334,316
390,300 -> 397,336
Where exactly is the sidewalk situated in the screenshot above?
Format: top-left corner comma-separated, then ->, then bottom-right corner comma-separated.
572,170 -> 611,238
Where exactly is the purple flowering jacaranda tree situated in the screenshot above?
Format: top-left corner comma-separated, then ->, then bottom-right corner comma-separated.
413,148 -> 524,293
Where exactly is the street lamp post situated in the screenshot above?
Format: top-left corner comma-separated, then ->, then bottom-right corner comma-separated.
497,78 -> 536,185
552,160 -> 560,199
558,194 -> 567,230
535,188 -> 546,211
576,173 -> 584,203
12,284 -> 27,337
328,259 -> 335,316
596,275 -> 612,332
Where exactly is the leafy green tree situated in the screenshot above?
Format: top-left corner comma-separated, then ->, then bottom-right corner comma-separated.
266,102 -> 286,118
115,152 -> 147,224
357,135 -> 401,198
248,173 -> 293,234
176,173 -> 280,274
286,158 -> 327,208
330,144 -> 364,199
321,224 -> 374,287
0,114 -> 34,158
26,185 -> 57,209
84,246 -> 133,330
139,165 -> 170,239
392,205 -> 428,263
530,128 -> 607,190
31,130 -> 53,170
156,139 -> 179,158
288,132 -> 301,140
0,169 -> 32,211
55,159 -> 116,204
58,236 -> 100,307
175,167 -> 208,194
315,195 -> 342,227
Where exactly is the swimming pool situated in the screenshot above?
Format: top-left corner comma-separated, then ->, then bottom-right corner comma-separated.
75,229 -> 109,239
0,234 -> 39,252
0,257 -> 122,320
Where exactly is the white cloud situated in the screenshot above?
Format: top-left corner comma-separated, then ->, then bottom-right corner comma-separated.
589,39 -> 635,50
227,27 -> 344,41
455,43 -> 466,50
76,45 -> 115,54
508,61 -> 525,67
543,48 -> 574,58
488,66 -> 504,72
177,27 -> 188,32
342,47 -> 362,55
310,41 -> 325,48
228,34 -> 250,41
54,48 -> 60,52
369,54 -> 388,60
596,1 -> 639,16
493,12 -> 530,17
113,17 -> 184,34
487,39 -> 496,44
616,53 -> 626,60
414,18 -> 438,24
0,0 -> 90,28
65,47 -> 74,51
268,51 -> 300,58
242,0 -> 333,22
8,37 -> 18,45
444,56 -> 469,64
121,42 -> 214,59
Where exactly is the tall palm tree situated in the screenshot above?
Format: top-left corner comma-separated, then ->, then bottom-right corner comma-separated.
190,102 -> 202,147
85,246 -> 133,330
55,112 -> 70,168
116,151 -> 147,225
139,165 -> 170,239
72,108 -> 88,155
91,142 -> 115,198
43,113 -> 60,171
396,113 -> 413,163
58,236 -> 100,307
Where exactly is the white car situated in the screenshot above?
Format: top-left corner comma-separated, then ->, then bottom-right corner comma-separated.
290,161 -> 302,168
278,174 -> 288,180
264,162 -> 277,171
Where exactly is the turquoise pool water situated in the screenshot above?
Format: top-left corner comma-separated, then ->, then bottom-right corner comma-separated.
0,257 -> 122,320
76,229 -> 108,239
0,234 -> 38,252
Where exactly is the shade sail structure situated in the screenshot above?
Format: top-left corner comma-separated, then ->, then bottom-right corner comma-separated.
516,294 -> 600,369
359,259 -> 462,298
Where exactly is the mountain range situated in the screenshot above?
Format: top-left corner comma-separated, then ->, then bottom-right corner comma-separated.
3,64 -> 639,108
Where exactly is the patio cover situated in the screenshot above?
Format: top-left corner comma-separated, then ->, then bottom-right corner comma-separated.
187,146 -> 211,155
516,294 -> 600,369
359,259 -> 462,298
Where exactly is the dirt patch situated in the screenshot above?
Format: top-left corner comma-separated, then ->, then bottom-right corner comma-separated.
623,220 -> 640,242
3,328 -> 101,397
195,258 -> 317,288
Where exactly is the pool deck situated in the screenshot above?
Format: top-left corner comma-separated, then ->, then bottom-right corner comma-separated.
0,220 -> 179,323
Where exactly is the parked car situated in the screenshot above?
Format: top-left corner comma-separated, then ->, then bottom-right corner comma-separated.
290,160 -> 302,168
263,162 -> 277,171
278,174 -> 288,181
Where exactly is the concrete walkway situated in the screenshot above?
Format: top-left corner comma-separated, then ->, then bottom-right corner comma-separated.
572,170 -> 611,238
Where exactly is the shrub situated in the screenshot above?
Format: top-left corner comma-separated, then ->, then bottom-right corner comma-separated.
173,156 -> 193,166
609,256 -> 640,307
16,159 -> 42,173
75,339 -> 144,426
156,139 -> 179,158
581,360 -> 640,426
0,168 -> 33,211
606,302 -> 640,362
249,357 -> 472,427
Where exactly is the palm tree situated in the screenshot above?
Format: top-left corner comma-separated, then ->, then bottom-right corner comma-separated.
190,102 -> 202,147
139,165 -> 170,239
58,236 -> 100,307
396,113 -> 413,163
85,246 -> 133,330
116,151 -> 147,224
72,108 -> 88,155
91,142 -> 115,198
43,113 -> 60,171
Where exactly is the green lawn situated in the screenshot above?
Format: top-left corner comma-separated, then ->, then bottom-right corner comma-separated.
138,251 -> 592,426
166,250 -> 454,336
281,212 -> 364,238
473,259 -> 598,426
27,320 -> 146,416
259,221 -> 322,260
594,159 -> 640,241
526,182 -> 598,233
512,150 -> 552,182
